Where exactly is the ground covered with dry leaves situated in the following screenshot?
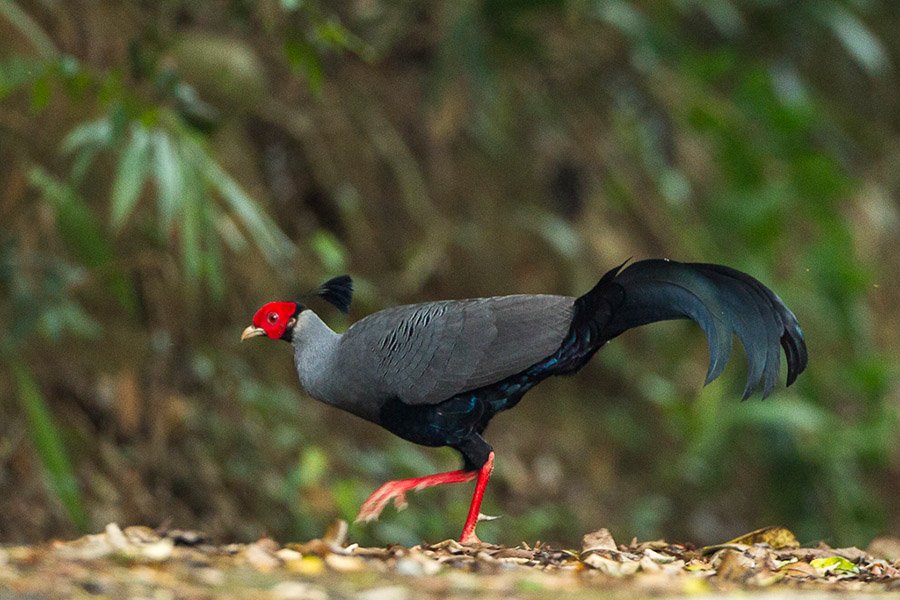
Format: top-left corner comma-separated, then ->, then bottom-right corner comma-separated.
2,523 -> 900,599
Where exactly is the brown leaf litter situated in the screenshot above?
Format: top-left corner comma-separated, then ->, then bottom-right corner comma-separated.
1,522 -> 899,599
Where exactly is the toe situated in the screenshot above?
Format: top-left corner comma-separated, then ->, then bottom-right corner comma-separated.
392,493 -> 408,511
356,498 -> 388,523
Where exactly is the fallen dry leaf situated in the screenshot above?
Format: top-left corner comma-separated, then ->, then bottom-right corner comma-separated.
780,561 -> 819,578
3,522 -> 900,599
703,526 -> 799,554
713,549 -> 757,582
581,528 -> 617,553
810,555 -> 859,575
868,537 -> 900,562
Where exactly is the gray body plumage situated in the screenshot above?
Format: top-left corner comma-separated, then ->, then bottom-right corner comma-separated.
293,294 -> 574,422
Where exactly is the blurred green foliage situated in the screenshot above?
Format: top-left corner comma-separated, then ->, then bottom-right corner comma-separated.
0,0 -> 897,547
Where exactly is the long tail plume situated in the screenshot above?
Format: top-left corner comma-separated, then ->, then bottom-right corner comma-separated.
585,259 -> 807,399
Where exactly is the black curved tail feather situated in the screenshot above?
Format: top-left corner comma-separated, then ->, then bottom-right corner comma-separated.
579,259 -> 807,399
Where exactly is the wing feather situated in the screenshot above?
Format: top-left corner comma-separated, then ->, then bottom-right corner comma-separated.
340,295 -> 574,405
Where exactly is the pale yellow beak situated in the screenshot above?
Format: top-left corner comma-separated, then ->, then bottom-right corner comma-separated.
241,326 -> 266,341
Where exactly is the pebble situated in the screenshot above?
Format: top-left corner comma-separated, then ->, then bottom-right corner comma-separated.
105,523 -> 129,550
276,548 -> 303,562
270,581 -> 328,600
54,535 -> 114,561
395,556 -> 441,577
584,555 -> 639,576
324,554 -> 365,572
245,542 -> 282,572
137,539 -> 174,562
194,567 -> 226,587
355,585 -> 410,600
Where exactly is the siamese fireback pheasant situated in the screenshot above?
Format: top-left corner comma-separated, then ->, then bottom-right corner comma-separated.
241,259 -> 807,543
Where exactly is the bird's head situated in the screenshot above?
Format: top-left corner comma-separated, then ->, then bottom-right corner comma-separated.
241,301 -> 304,343
241,275 -> 353,343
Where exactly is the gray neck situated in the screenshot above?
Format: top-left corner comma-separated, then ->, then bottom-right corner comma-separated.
290,309 -> 383,422
290,310 -> 341,403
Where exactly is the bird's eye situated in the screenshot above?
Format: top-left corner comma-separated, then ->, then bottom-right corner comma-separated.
267,312 -> 279,324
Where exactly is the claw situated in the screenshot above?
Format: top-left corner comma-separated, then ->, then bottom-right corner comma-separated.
477,513 -> 500,522
354,510 -> 380,524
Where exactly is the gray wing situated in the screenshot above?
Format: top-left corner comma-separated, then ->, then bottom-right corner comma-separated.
340,295 -> 575,405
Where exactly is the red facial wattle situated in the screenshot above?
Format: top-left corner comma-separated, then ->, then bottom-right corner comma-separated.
251,301 -> 298,339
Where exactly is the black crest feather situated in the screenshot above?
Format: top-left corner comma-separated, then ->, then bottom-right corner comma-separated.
315,275 -> 353,313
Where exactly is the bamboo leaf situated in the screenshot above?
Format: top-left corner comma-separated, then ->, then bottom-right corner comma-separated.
0,55 -> 46,98
310,230 -> 348,273
60,118 -> 113,155
110,126 -> 151,229
818,2 -> 888,75
151,130 -> 183,230
70,144 -> 101,183
202,154 -> 294,265
202,202 -> 226,300
179,166 -> 203,285
0,1 -> 59,59
10,358 -> 88,532
29,74 -> 52,111
215,213 -> 249,253
28,167 -> 137,314
62,118 -> 113,182
284,39 -> 324,94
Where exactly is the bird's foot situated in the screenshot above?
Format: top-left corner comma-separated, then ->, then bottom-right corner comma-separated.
355,469 -> 479,524
459,531 -> 481,545
457,451 -> 496,545
355,483 -> 411,523
458,513 -> 500,544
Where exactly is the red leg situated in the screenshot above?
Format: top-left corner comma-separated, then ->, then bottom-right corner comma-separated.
459,451 -> 494,545
355,468 -> 478,523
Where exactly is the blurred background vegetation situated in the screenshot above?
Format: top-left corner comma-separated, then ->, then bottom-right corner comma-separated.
1,0 -> 897,549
